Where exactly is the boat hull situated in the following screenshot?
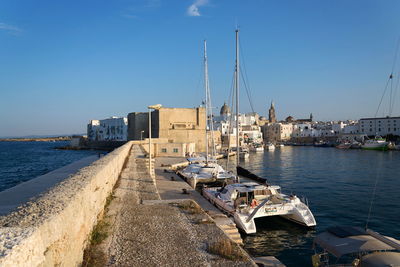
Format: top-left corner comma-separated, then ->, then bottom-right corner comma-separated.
361,144 -> 388,151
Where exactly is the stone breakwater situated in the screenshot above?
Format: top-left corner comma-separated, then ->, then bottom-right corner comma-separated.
0,141 -> 133,266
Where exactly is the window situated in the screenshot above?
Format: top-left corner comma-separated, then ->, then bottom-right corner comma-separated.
161,148 -> 167,153
394,128 -> 397,131
173,148 -> 179,153
388,128 -> 391,131
378,128 -> 381,131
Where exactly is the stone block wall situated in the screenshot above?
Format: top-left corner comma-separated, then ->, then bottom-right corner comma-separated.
0,141 -> 133,267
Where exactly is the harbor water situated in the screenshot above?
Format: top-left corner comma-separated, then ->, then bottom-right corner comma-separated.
221,146 -> 400,267
0,141 -> 101,192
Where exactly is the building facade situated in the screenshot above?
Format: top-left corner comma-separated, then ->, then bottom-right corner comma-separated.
87,117 -> 128,141
262,123 -> 293,143
128,106 -> 209,152
359,117 -> 400,136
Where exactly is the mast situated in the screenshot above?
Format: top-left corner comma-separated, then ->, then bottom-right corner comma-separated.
235,29 -> 240,170
204,40 -> 209,163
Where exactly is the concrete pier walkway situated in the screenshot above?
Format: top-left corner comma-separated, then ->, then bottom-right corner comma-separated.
154,157 -> 243,245
96,145 -> 254,266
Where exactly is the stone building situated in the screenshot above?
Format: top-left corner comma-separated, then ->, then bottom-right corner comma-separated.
127,106 -> 209,152
268,102 -> 276,123
127,112 -> 148,140
262,123 -> 293,143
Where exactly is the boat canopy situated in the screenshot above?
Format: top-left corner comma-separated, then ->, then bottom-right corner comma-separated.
313,227 -> 400,258
360,252 -> 400,267
187,156 -> 207,163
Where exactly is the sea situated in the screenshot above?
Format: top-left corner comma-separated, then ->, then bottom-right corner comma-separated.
0,141 -> 102,192
220,146 -> 400,267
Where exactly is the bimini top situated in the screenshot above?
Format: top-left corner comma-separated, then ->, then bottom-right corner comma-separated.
313,226 -> 400,258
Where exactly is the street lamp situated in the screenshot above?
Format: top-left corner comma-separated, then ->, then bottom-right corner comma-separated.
140,130 -> 144,140
148,104 -> 162,178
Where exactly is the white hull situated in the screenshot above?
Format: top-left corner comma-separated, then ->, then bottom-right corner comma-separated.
361,142 -> 388,150
250,147 -> 264,152
178,163 -> 235,188
266,145 -> 275,151
203,186 -> 316,234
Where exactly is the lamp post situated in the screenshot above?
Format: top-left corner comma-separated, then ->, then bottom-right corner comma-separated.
148,104 -> 162,178
140,130 -> 144,141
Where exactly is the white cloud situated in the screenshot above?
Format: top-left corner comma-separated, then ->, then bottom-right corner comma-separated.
0,23 -> 22,35
187,0 -> 209,17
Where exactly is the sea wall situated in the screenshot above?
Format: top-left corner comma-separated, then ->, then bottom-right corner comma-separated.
0,141 -> 133,267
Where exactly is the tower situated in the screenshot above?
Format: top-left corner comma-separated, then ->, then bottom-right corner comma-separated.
310,113 -> 313,122
268,101 -> 276,123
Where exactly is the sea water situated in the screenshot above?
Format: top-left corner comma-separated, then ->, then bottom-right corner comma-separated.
221,146 -> 400,266
0,141 -> 101,192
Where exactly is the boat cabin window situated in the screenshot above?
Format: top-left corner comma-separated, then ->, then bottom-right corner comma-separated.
239,192 -> 247,199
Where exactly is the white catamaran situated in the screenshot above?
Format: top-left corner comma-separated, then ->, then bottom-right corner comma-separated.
203,182 -> 316,234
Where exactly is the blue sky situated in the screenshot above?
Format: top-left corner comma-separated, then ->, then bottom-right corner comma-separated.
1,0 -> 400,136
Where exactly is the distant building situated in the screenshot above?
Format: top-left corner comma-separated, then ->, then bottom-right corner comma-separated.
268,102 -> 276,123
284,113 -> 313,123
127,112 -> 148,140
220,102 -> 231,119
359,117 -> 400,136
262,123 -> 293,143
127,106 -> 209,152
87,117 -> 128,141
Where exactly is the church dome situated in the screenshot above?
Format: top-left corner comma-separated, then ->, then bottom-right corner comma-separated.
220,102 -> 231,116
285,116 -> 294,122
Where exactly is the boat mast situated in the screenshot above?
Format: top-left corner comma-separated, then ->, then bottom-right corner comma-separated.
235,29 -> 240,179
204,40 -> 209,163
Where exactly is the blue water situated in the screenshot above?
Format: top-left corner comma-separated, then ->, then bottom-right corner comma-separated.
0,141 -> 102,192
225,147 -> 400,267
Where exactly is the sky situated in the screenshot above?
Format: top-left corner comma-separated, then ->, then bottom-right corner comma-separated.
1,0 -> 400,137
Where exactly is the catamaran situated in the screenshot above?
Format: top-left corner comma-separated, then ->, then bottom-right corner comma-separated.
203,182 -> 316,234
178,40 -> 235,188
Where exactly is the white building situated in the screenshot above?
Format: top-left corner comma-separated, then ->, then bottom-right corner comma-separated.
343,123 -> 360,134
359,117 -> 400,136
87,117 -> 128,141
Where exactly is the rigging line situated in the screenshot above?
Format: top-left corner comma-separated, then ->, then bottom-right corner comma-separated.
240,67 -> 255,113
227,67 -> 236,110
365,156 -> 383,230
195,57 -> 204,106
374,77 -> 391,118
238,38 -> 255,112
389,36 -> 400,115
226,71 -> 236,170
391,69 -> 400,115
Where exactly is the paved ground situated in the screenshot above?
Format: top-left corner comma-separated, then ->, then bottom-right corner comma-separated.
98,146 -> 254,266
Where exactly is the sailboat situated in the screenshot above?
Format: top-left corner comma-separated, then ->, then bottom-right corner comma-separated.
202,29 -> 316,234
178,40 -> 235,188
